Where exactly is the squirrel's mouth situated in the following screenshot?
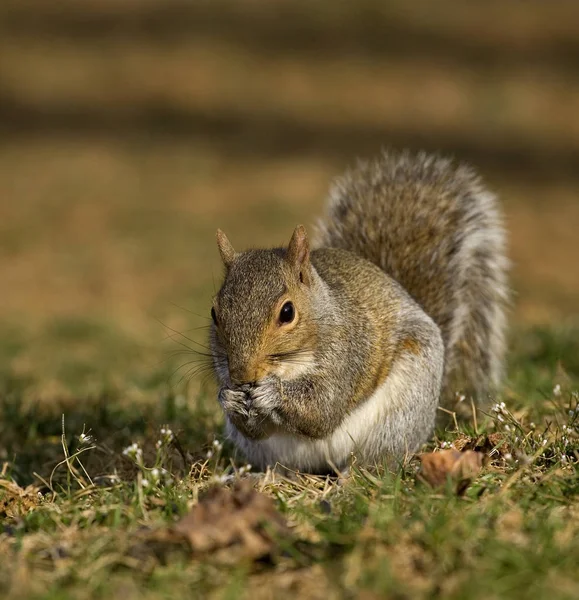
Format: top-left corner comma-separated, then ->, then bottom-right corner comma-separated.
267,350 -> 317,381
226,348 -> 317,386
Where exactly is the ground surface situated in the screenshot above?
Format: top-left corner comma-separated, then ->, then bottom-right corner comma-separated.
0,328 -> 578,600
0,1 -> 578,598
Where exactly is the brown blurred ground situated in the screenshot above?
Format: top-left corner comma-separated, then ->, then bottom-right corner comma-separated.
0,0 -> 578,365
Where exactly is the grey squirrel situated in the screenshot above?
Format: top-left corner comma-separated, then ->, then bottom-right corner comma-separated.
209,150 -> 508,474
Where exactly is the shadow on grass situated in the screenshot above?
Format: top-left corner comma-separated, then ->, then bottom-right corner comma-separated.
2,1 -> 579,74
1,324 -> 577,490
0,376 -> 222,489
1,94 -> 578,185
508,324 -> 579,399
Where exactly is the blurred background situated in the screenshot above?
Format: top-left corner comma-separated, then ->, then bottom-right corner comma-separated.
1,0 -> 578,401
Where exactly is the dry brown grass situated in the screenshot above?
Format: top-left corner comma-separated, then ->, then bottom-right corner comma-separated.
0,1 -> 578,352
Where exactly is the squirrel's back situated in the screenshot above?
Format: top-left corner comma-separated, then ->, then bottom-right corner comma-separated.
315,150 -> 508,405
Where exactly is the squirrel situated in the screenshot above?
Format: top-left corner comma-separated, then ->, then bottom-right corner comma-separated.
209,150 -> 508,474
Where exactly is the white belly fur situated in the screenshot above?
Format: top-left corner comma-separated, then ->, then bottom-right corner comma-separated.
232,354 -> 428,473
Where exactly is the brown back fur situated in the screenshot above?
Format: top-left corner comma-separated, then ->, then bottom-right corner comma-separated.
315,150 -> 509,405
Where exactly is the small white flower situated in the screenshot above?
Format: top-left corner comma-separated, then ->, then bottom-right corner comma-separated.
151,468 -> 160,481
530,422 -> 536,429
158,426 -> 174,445
141,478 -> 149,487
497,415 -> 504,422
123,442 -> 143,462
206,450 -> 214,459
542,439 -> 548,447
561,455 -> 568,464
493,402 -> 507,415
553,384 -> 561,397
79,432 -> 94,445
504,453 -> 512,461
504,425 -> 511,432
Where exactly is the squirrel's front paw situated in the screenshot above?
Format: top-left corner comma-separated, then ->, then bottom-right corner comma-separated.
218,387 -> 250,417
248,376 -> 282,416
218,380 -> 280,440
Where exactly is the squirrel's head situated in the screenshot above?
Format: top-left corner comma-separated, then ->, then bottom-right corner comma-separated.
210,225 -> 318,386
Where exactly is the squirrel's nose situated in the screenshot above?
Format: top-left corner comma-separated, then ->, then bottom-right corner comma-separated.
229,366 -> 255,387
229,358 -> 269,386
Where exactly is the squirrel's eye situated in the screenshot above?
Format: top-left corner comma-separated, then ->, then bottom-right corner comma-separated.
211,307 -> 218,326
279,301 -> 295,324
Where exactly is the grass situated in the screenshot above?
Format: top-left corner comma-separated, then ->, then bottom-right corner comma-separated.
0,1 -> 578,597
0,325 -> 578,600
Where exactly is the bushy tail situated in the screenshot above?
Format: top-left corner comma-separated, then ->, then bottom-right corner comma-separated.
315,150 -> 509,406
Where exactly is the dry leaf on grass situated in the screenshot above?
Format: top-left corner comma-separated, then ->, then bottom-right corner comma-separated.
452,432 -> 511,457
168,480 -> 289,562
0,479 -> 42,519
418,449 -> 483,493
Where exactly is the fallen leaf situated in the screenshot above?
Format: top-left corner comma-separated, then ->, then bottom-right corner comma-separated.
170,480 -> 289,561
418,449 -> 483,492
452,433 -> 510,456
0,479 -> 42,519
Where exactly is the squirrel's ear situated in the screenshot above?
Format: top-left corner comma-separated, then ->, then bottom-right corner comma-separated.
287,225 -> 311,284
216,229 -> 237,268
